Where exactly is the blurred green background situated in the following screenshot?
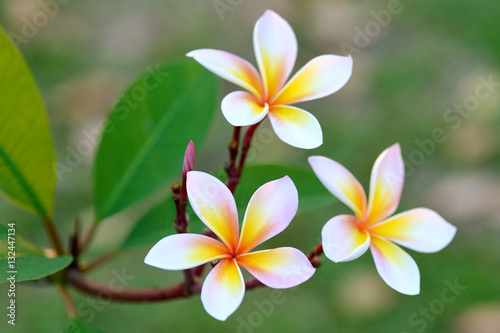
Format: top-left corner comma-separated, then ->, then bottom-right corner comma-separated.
1,0 -> 500,332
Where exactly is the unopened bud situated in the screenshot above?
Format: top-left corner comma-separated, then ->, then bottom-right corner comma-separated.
183,140 -> 196,177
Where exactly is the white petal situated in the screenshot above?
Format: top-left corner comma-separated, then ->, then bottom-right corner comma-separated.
221,91 -> 268,126
321,215 -> 370,263
274,54 -> 353,105
237,247 -> 315,289
201,259 -> 245,321
187,49 -> 263,98
186,171 -> 239,251
238,176 -> 298,254
368,208 -> 457,253
308,155 -> 367,219
268,105 -> 322,149
144,234 -> 229,270
253,10 -> 297,100
365,143 -> 405,226
370,236 -> 420,295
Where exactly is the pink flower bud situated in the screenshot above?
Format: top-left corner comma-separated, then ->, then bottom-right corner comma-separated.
182,140 -> 195,177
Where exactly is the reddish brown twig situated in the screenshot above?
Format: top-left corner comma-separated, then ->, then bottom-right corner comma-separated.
226,122 -> 261,193
67,268 -> 199,302
307,243 -> 324,268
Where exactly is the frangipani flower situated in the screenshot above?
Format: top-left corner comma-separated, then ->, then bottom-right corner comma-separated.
187,10 -> 353,149
145,171 -> 315,320
308,144 -> 456,295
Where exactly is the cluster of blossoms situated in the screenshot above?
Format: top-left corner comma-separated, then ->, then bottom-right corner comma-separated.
145,10 -> 456,321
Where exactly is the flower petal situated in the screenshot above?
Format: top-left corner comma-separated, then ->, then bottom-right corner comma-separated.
368,208 -> 457,253
221,91 -> 269,126
365,143 -> 405,227
237,247 -> 315,289
268,105 -> 322,149
308,155 -> 367,219
273,54 -> 353,105
144,234 -> 229,270
187,49 -> 263,98
187,171 -> 239,251
253,10 -> 297,100
321,215 -> 370,263
237,176 -> 298,254
201,258 -> 245,321
370,236 -> 420,295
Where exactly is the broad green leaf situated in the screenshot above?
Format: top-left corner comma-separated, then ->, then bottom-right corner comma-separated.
94,62 -> 218,221
235,164 -> 335,212
0,223 -> 72,283
64,318 -> 103,333
0,25 -> 56,217
0,255 -> 73,283
122,197 -> 204,250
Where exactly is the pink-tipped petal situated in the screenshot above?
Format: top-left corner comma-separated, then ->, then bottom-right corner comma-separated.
308,155 -> 367,219
268,105 -> 322,149
253,10 -> 297,100
221,91 -> 269,126
370,236 -> 420,295
201,258 -> 245,321
187,171 -> 239,251
144,234 -> 229,270
182,141 -> 195,177
237,247 -> 315,289
321,215 -> 370,263
365,143 -> 405,226
368,208 -> 457,253
187,49 -> 263,98
273,54 -> 353,105
237,176 -> 298,254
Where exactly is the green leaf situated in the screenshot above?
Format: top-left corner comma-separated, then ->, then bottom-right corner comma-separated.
235,164 -> 335,212
0,223 -> 72,283
0,25 -> 56,217
94,62 -> 218,221
64,318 -> 103,333
0,255 -> 73,283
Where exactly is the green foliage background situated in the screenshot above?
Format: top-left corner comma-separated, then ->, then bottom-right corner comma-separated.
1,0 -> 500,332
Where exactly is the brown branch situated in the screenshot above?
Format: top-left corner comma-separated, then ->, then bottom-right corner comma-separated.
227,126 -> 241,172
79,222 -> 97,255
307,243 -> 323,268
238,122 -> 261,172
67,269 -> 199,302
172,186 -> 195,291
57,284 -> 77,317
172,183 -> 189,234
226,122 -> 261,193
